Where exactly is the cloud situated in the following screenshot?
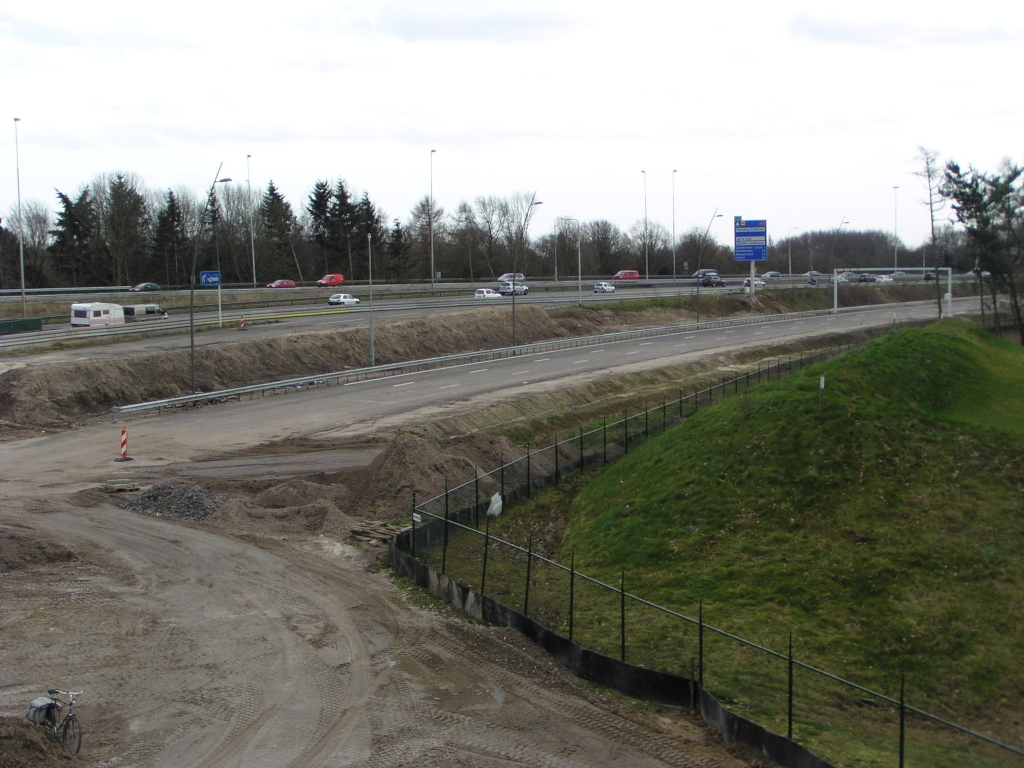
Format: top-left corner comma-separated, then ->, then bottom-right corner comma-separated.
371,2 -> 579,43
787,12 -> 1023,47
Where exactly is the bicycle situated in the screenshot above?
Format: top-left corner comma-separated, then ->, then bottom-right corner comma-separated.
26,688 -> 83,755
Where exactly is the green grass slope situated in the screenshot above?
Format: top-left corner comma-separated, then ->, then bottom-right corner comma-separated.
564,322 -> 1024,718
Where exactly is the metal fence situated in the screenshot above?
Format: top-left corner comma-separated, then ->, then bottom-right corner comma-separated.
398,341 -> 1024,768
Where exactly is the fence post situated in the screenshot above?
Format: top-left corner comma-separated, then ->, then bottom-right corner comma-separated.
526,444 -> 531,498
524,535 -> 533,616
679,389 -> 683,419
788,632 -> 794,740
603,418 -> 607,463
481,515 -> 490,595
579,424 -> 583,473
569,552 -> 575,643
899,675 -> 906,768
698,598 -> 704,691
474,468 -> 480,529
411,488 -> 417,559
662,396 -> 666,432
694,387 -> 698,413
441,508 -> 449,576
555,432 -> 560,485
624,410 -> 629,454
620,570 -> 626,663
758,362 -> 761,383
500,454 -> 505,502
690,656 -> 696,711
721,376 -> 725,401
644,402 -> 649,438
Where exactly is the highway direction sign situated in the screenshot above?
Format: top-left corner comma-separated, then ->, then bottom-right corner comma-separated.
734,218 -> 767,262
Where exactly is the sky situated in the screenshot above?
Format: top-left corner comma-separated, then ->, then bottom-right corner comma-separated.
2,0 -> 1021,248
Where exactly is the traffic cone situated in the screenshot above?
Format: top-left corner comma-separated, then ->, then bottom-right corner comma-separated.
115,426 -> 133,462
239,314 -> 247,331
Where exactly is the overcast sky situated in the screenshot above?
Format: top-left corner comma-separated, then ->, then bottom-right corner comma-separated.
2,0 -> 1021,248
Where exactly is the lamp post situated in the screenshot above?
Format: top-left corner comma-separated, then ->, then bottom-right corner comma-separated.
641,170 -> 648,280
892,185 -> 899,272
190,164 -> 232,395
247,154 -> 256,287
429,149 -> 436,293
671,170 -> 678,284
695,208 -> 721,323
511,196 -> 542,348
787,227 -> 800,276
827,217 -> 849,309
561,217 -> 582,307
13,118 -> 26,317
368,232 -> 375,366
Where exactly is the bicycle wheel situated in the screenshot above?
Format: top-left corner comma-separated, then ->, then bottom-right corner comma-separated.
60,715 -> 82,755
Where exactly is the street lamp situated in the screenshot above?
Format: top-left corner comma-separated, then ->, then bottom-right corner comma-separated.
561,217 -> 582,308
190,164 -> 232,395
368,232 -> 375,366
429,149 -> 436,293
641,170 -> 648,280
247,154 -> 256,287
511,196 -> 542,348
671,170 -> 678,284
695,208 -> 721,323
892,186 -> 899,272
13,118 -> 25,317
787,227 -> 800,275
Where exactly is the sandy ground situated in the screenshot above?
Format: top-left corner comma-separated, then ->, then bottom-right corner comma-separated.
0,304 -> 790,768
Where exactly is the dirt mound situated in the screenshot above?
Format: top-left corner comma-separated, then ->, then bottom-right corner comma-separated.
0,524 -> 77,573
0,716 -> 68,768
119,484 -> 220,521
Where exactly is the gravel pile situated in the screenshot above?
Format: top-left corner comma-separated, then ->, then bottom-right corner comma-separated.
120,483 -> 220,521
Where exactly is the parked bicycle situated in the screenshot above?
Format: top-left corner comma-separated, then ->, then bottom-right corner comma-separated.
26,688 -> 82,754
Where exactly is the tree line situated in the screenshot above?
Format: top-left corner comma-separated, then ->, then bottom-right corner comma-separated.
0,168 -> 968,291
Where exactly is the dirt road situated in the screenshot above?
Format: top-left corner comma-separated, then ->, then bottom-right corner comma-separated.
1,491 -> 756,767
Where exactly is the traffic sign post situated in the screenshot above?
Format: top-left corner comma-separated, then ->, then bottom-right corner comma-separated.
735,218 -> 767,295
200,271 -> 223,327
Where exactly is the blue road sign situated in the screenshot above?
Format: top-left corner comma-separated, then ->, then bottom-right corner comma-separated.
734,217 -> 768,262
199,270 -> 221,286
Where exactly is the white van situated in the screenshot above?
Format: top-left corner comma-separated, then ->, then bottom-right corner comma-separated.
70,303 -> 125,327
123,304 -> 168,322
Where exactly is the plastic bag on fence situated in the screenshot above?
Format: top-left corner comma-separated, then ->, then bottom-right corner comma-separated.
486,492 -> 503,519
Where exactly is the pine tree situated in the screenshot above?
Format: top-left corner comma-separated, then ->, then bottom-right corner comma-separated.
152,191 -> 188,286
50,188 -> 100,286
260,181 -> 301,280
306,180 -> 332,275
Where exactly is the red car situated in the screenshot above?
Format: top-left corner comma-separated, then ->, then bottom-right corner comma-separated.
613,270 -> 640,280
267,279 -> 296,289
317,273 -> 345,287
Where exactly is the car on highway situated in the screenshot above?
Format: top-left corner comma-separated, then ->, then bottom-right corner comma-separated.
613,270 -> 640,280
763,271 -> 782,280
130,282 -> 161,292
858,274 -> 877,283
892,270 -> 910,279
317,273 -> 345,287
701,275 -> 726,287
593,281 -> 615,293
693,269 -> 719,280
328,293 -> 359,305
496,272 -> 525,283
875,274 -> 894,284
267,279 -> 297,288
803,270 -> 822,278
474,288 -> 501,299
743,278 -> 766,288
498,281 -> 529,296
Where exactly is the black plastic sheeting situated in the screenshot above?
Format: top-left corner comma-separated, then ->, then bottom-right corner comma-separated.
390,537 -> 834,768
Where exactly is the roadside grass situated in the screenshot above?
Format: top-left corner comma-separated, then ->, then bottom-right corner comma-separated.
425,322 -> 1024,754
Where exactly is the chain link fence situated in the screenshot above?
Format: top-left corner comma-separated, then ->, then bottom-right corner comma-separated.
399,337 -> 1024,768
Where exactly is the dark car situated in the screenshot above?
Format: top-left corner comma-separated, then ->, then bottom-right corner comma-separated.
130,282 -> 160,292
267,279 -> 297,288
701,275 -> 726,287
858,274 -> 876,283
693,269 -> 719,280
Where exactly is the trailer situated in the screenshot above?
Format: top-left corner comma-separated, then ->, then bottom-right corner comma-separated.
70,303 -> 125,327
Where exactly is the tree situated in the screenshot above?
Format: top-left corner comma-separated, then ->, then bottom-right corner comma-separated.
586,220 -> 627,276
260,181 -> 302,281
5,201 -> 54,287
386,218 -> 413,280
306,180 -> 332,275
943,160 -> 1024,343
50,188 -> 101,286
152,191 -> 189,287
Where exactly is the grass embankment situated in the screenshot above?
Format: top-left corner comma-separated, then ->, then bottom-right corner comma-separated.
564,323 -> 1024,713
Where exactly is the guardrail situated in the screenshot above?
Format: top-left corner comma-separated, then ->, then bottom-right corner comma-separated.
109,301 -> 935,420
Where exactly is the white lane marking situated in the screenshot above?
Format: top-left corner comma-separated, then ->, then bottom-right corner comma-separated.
535,358 -> 550,362
393,381 -> 415,388
626,351 -> 639,355
714,337 -> 726,340
684,335 -> 695,338
754,331 -> 765,335
640,342 -> 653,346
573,360 -> 588,364
592,349 -> 605,353
439,384 -> 459,390
724,330 -> 734,334
512,370 -> 530,375
470,369 -> 488,374
673,343 -> 686,347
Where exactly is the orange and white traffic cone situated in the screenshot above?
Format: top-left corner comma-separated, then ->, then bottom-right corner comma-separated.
239,314 -> 247,331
